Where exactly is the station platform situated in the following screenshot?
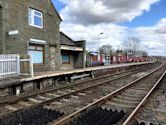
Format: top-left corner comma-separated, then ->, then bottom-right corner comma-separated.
34,61 -> 155,78
0,61 -> 156,89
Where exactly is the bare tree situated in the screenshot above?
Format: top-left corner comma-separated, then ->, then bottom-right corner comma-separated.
123,37 -> 141,57
142,51 -> 148,57
123,37 -> 149,59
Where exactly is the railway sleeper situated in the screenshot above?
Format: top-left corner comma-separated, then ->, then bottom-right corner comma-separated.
111,98 -> 141,105
116,95 -> 142,101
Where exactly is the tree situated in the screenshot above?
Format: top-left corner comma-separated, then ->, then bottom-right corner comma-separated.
123,37 -> 141,57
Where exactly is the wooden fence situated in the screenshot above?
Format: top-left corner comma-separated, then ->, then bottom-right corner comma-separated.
0,54 -> 33,79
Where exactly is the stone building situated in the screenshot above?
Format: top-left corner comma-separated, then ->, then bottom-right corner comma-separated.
60,32 -> 86,69
0,0 -> 62,71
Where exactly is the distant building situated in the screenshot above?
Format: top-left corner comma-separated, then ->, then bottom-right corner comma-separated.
99,45 -> 112,65
86,52 -> 98,67
0,0 -> 62,71
60,32 -> 86,69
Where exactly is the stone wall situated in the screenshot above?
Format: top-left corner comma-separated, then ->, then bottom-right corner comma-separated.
0,6 -> 2,53
74,40 -> 86,68
74,52 -> 84,68
0,0 -> 62,71
0,2 -> 5,54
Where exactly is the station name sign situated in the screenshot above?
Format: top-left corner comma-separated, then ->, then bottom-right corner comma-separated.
60,45 -> 83,51
8,30 -> 19,35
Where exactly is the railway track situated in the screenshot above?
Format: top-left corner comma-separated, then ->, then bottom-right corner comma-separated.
52,63 -> 166,125
0,63 -> 161,124
0,67 -> 132,102
0,63 -> 157,105
0,64 -> 151,103
127,70 -> 166,125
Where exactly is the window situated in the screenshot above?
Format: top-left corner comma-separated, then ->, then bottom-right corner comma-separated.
62,53 -> 70,64
28,8 -> 43,28
28,44 -> 44,64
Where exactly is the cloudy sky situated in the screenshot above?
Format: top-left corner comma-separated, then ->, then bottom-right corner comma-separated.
51,0 -> 166,56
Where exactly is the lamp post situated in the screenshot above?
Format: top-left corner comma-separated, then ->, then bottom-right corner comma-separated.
98,32 -> 104,63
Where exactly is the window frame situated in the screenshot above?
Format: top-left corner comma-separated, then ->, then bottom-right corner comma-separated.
28,44 -> 45,64
62,53 -> 70,64
28,8 -> 43,29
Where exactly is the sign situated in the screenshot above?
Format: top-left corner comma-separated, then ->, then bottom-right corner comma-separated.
61,45 -> 83,51
8,30 -> 19,35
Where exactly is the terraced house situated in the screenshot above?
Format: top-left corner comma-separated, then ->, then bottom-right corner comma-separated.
0,0 -> 62,71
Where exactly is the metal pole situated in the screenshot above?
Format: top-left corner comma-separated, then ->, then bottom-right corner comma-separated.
98,36 -> 100,62
98,32 -> 103,63
16,55 -> 20,75
29,55 -> 34,77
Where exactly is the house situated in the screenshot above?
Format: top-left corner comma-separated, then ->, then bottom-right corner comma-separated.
60,32 -> 86,69
0,0 -> 62,71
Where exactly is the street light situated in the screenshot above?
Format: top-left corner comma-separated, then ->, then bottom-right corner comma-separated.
98,32 -> 104,63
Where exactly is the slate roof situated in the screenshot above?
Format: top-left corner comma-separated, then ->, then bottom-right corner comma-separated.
60,32 -> 76,46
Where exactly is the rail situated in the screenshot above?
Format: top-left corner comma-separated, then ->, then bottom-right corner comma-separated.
4,64 -> 155,104
0,63 -> 157,119
122,70 -> 166,125
53,64 -> 164,125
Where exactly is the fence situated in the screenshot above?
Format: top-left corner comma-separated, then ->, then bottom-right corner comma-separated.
0,54 -> 33,79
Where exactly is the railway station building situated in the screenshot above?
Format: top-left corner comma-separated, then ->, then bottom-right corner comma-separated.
0,0 -> 86,72
60,32 -> 86,69
0,0 -> 62,71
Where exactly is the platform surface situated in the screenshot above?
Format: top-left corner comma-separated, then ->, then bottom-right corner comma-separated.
28,61 -> 156,82
34,61 -> 155,77
0,61 -> 156,88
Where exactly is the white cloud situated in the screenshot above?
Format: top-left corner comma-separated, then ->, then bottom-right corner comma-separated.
60,23 -> 128,51
57,0 -> 165,56
60,0 -> 159,25
61,18 -> 166,56
134,18 -> 166,56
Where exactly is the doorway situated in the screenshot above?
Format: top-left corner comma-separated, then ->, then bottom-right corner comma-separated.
105,54 -> 111,65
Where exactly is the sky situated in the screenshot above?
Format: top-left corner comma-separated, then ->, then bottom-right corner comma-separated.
51,0 -> 166,56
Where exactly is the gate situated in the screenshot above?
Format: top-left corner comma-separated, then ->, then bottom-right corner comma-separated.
0,54 -> 33,79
